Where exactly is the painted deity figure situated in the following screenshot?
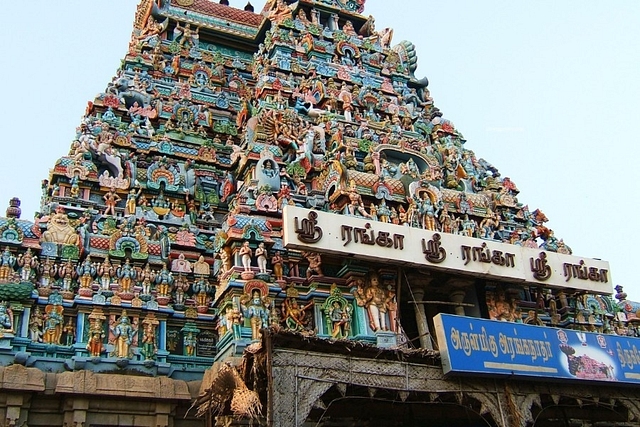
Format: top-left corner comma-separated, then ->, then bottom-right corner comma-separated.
192,278 -> 211,307
329,301 -> 350,339
241,289 -> 270,341
419,195 -> 437,231
110,312 -> 136,358
155,264 -> 174,297
125,187 -> 142,216
281,298 -> 314,332
140,319 -> 158,361
223,305 -> 243,340
58,259 -> 76,292
461,214 -> 476,237
76,258 -> 96,289
117,259 -> 136,294
184,332 -> 197,357
354,272 -> 388,332
86,312 -> 106,357
377,200 -> 391,223
41,208 -> 80,245
43,305 -> 64,344
0,303 -> 12,333
98,257 -> 115,291
29,306 -> 43,342
0,247 -> 16,281
17,249 -> 39,282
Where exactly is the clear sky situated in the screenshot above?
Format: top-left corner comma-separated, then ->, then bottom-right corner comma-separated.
0,1 -> 637,297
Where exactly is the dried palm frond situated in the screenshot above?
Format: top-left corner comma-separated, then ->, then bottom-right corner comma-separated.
190,362 -> 262,421
231,388 -> 262,419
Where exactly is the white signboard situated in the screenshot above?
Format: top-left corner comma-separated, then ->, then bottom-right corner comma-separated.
282,206 -> 612,294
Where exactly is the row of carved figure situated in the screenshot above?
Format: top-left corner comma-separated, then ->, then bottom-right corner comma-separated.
217,271 -> 398,342
25,303 -> 199,360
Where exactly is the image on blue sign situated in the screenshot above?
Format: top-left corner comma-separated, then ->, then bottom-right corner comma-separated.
557,330 -> 617,381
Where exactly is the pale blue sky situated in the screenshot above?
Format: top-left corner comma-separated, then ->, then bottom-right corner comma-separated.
0,1 -> 637,297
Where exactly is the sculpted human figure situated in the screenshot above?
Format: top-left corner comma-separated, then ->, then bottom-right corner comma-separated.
239,241 -> 252,272
86,319 -> 105,357
140,318 -> 158,361
219,247 -> 232,275
302,251 -> 322,278
29,306 -> 43,342
125,187 -> 142,216
39,257 -> 57,288
355,272 -> 388,332
58,259 -> 76,292
63,318 -> 76,346
345,180 -> 372,218
419,194 -> 437,231
138,263 -> 155,295
267,0 -> 293,22
255,243 -> 268,274
271,251 -> 284,281
103,187 -> 121,216
98,257 -> 115,291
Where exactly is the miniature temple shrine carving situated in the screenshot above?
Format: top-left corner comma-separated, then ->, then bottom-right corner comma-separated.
0,0 -> 637,426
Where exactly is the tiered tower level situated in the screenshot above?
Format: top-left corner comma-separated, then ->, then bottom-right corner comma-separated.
0,0 -> 627,377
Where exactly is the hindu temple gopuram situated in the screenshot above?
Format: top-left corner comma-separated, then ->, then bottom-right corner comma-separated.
0,0 -> 639,426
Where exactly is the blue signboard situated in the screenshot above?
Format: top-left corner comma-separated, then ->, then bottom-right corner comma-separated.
434,314 -> 640,385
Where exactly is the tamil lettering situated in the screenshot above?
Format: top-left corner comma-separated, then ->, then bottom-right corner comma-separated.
563,260 -> 608,283
499,333 -> 553,363
422,233 -> 446,264
461,243 -> 515,268
294,211 -> 323,244
617,342 -> 640,370
530,252 -> 552,281
450,326 -> 498,358
341,223 -> 404,250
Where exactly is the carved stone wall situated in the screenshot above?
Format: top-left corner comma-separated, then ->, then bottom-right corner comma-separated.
0,365 -> 202,427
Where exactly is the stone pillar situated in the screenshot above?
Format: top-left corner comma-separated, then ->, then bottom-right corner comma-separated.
449,290 -> 466,316
448,279 -> 474,316
411,288 -> 432,350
